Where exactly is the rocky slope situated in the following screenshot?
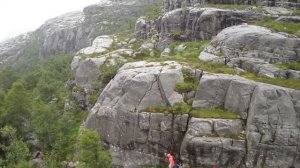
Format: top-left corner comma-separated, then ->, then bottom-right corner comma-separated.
84,61 -> 300,167
163,0 -> 300,12
1,0 -> 300,167
0,0 -> 161,69
69,1 -> 300,167
199,24 -> 300,79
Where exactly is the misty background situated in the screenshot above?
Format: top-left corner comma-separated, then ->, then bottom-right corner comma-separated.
0,0 -> 101,42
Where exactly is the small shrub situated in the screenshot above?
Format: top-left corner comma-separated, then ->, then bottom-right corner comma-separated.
88,93 -> 99,105
175,82 -> 195,93
172,102 -> 192,114
99,61 -> 124,85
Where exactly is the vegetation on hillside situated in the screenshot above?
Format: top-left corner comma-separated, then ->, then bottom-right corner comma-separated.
0,54 -> 111,167
250,17 -> 300,36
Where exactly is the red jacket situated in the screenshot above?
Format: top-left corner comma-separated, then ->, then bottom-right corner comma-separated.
167,153 -> 175,166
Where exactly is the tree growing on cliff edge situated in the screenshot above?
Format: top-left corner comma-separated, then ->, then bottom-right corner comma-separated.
75,128 -> 112,168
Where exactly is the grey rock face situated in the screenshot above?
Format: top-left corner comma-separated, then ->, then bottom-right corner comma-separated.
159,7 -> 263,41
135,17 -> 153,39
199,25 -> 300,79
246,84 -> 300,168
0,0 -> 163,67
77,35 -> 113,55
71,47 -> 133,108
37,11 -> 85,57
83,60 -> 300,167
0,33 -> 31,66
193,73 -> 300,167
180,118 -> 245,168
85,61 -> 185,167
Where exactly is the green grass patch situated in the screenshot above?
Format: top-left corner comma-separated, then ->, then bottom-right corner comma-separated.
88,93 -> 99,105
139,3 -> 163,20
143,103 -> 239,119
191,108 -> 239,119
199,4 -> 250,9
275,61 -> 300,71
175,69 -> 199,94
242,72 -> 300,90
292,9 -> 300,15
142,102 -> 191,115
145,40 -> 235,74
175,82 -> 196,93
250,17 -> 300,36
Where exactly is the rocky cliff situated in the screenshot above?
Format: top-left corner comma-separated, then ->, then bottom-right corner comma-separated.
72,1 -> 300,167
0,0 -> 161,68
84,61 -> 300,167
1,0 -> 300,167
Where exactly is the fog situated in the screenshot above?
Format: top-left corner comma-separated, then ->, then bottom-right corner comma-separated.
0,0 -> 101,42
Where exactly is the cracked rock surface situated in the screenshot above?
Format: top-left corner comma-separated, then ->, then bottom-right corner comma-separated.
192,73 -> 300,167
199,25 -> 300,79
85,63 -> 300,167
85,61 -> 185,167
159,7 -> 263,42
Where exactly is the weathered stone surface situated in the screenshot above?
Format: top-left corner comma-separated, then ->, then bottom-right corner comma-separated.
37,11 -> 85,57
73,48 -> 131,91
199,25 -> 300,79
0,0 -> 163,68
192,73 -> 300,167
159,7 -> 263,42
0,33 -> 31,67
77,35 -> 113,55
135,17 -> 153,39
180,117 -> 246,168
192,74 -> 244,109
85,61 -> 186,167
246,84 -> 300,168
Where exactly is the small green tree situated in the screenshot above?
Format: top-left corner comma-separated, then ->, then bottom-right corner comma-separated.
75,128 -> 112,168
3,81 -> 30,134
0,126 -> 30,167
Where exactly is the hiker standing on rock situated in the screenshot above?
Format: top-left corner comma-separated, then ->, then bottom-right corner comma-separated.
166,152 -> 175,168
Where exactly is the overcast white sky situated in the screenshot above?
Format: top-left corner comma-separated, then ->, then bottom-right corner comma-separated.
0,0 -> 101,42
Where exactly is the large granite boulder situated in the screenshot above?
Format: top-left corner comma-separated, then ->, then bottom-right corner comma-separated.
192,73 -> 300,167
77,35 -> 114,55
180,118 -> 245,168
83,60 -> 300,167
159,7 -> 263,41
70,47 -> 133,108
85,61 -> 185,167
199,25 -> 300,79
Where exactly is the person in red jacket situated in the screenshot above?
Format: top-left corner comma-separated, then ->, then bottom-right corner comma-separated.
166,152 -> 175,168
